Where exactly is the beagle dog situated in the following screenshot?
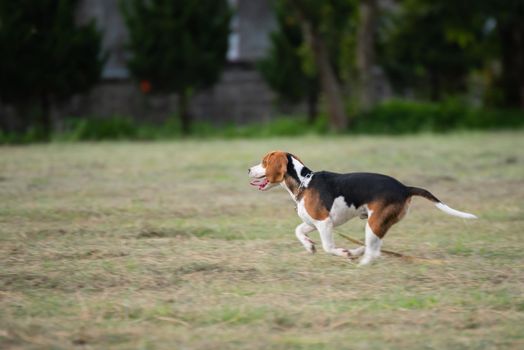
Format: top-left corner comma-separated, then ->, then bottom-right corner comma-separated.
248,151 -> 477,265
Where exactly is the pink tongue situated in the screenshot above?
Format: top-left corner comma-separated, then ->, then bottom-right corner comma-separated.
250,178 -> 268,189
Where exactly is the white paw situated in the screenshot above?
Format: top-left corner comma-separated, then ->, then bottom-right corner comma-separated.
331,248 -> 350,257
349,246 -> 365,257
304,243 -> 316,254
358,256 -> 373,266
302,237 -> 316,254
358,253 -> 381,266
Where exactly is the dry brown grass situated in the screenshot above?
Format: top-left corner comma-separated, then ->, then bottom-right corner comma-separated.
1,132 -> 523,349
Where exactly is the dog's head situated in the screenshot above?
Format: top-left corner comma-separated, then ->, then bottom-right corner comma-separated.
248,151 -> 289,191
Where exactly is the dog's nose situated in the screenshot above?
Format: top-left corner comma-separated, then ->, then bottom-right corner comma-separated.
248,168 -> 251,175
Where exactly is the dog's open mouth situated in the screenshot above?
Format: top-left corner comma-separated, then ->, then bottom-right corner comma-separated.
250,176 -> 269,190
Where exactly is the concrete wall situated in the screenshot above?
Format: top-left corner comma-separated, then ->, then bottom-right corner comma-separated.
54,0 -> 282,125
191,65 -> 277,125
57,64 -> 279,125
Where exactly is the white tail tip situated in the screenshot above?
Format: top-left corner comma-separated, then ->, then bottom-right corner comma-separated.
435,203 -> 477,219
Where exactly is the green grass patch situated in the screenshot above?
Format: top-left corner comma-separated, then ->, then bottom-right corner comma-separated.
0,132 -> 523,349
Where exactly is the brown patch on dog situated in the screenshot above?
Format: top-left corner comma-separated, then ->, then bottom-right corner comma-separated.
262,151 -> 288,183
284,175 -> 299,195
367,199 -> 411,238
303,188 -> 329,220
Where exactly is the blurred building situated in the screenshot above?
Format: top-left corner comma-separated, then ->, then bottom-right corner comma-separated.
59,0 -> 279,125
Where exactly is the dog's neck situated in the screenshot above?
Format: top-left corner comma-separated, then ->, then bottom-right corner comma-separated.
281,155 -> 314,202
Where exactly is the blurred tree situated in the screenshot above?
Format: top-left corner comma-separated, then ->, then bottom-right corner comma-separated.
122,0 -> 232,134
258,1 -> 320,123
356,0 -> 378,111
481,0 -> 524,109
379,0 -> 483,101
286,0 -> 355,131
0,0 -> 104,136
380,0 -> 524,109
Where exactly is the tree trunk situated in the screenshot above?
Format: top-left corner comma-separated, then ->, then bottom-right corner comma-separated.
303,23 -> 347,131
178,90 -> 191,135
283,0 -> 347,130
498,19 -> 524,109
306,84 -> 319,124
356,0 -> 378,111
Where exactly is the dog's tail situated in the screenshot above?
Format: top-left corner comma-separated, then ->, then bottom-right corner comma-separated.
407,186 -> 477,219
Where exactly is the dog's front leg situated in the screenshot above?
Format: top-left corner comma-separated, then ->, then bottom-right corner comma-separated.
315,219 -> 349,257
295,222 -> 316,253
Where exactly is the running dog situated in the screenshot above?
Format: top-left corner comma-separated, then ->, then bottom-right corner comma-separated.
248,151 -> 477,265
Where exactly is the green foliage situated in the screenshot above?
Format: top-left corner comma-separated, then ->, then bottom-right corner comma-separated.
258,2 -> 316,104
379,0 -> 524,108
60,117 -> 139,141
61,116 -> 327,140
483,0 -> 524,108
0,0 -> 104,104
217,116 -> 328,138
121,0 -> 231,134
351,99 -> 524,134
0,126 -> 48,144
298,0 -> 357,76
379,0 -> 483,100
259,0 -> 357,123
423,0 -> 524,108
58,116 -> 187,141
289,0 -> 356,38
282,0 -> 356,79
121,0 -> 231,95
2,102 -> 522,143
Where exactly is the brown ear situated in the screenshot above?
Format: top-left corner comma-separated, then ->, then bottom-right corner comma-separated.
265,151 -> 288,183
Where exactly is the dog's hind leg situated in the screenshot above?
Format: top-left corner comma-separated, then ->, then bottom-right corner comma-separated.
295,222 -> 316,253
359,200 -> 409,265
359,223 -> 383,265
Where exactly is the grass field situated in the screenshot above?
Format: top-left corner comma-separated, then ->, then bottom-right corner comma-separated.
1,132 -> 523,349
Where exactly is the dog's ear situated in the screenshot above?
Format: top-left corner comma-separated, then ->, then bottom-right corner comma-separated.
288,153 -> 303,164
265,151 -> 288,183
